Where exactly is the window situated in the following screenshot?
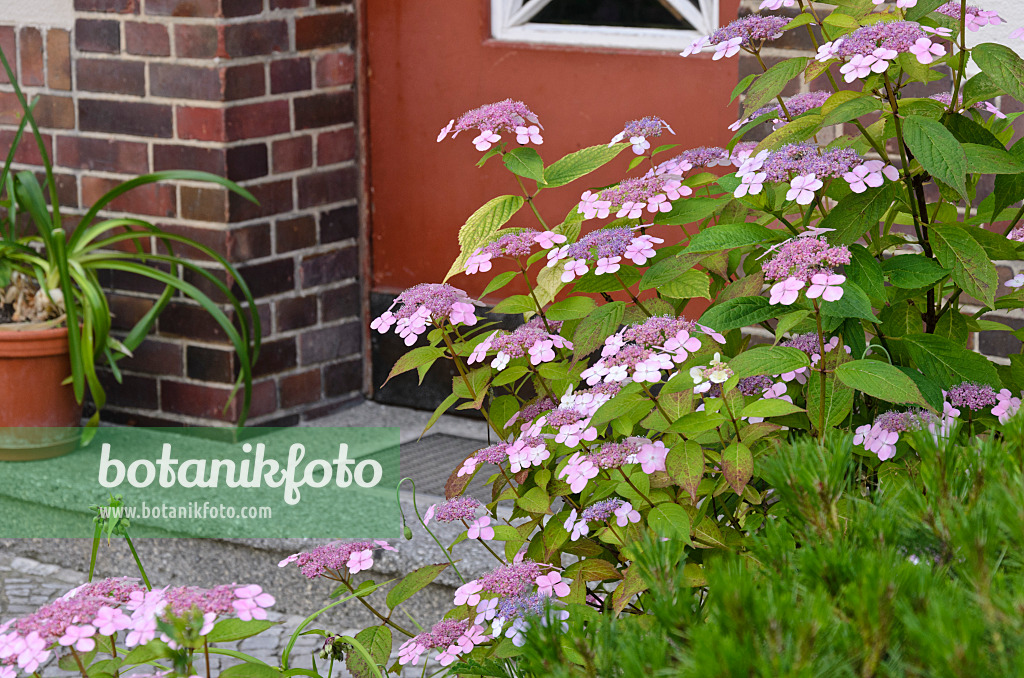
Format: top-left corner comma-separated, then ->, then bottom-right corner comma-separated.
491,0 -> 719,51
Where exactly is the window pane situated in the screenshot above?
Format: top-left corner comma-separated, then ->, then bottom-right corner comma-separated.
531,0 -> 697,30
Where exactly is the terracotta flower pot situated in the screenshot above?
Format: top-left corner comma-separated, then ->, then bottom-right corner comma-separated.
0,326 -> 82,461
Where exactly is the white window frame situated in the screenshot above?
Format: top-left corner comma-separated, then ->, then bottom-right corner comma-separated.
490,0 -> 719,52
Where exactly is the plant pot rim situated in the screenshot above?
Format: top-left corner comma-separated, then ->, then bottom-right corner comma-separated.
0,324 -> 70,358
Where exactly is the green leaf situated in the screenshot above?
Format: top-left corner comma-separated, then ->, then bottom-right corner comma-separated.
503,147 -> 545,183
821,183 -> 898,246
661,269 -> 712,300
682,223 -> 779,253
942,112 -> 1003,149
821,96 -> 883,127
993,138 -> 1024,218
482,271 -> 517,297
847,244 -> 885,302
902,115 -> 968,202
963,71 -> 1004,107
882,254 -> 948,289
754,114 -> 822,153
491,294 -> 536,315
905,0 -> 947,20
517,487 -> 550,514
543,143 -> 628,188
346,626 -> 392,678
963,143 -> 1024,174
819,281 -> 880,323
929,223 -> 998,307
784,13 -> 815,30
903,333 -> 1001,388
206,619 -> 277,644
386,563 -> 449,609
698,296 -> 778,332
807,372 -> 854,430
835,360 -> 930,407
666,441 -> 704,503
572,301 -> 624,360
950,222 -> 1019,260
740,399 -> 804,418
546,296 -> 596,321
731,72 -> 759,104
729,345 -> 811,379
422,393 -> 459,437
654,196 -> 732,226
721,443 -> 754,496
647,502 -> 692,542
385,347 -> 445,384
743,57 -> 809,118
445,195 -> 524,280
639,252 -> 704,290
972,43 -> 1024,110
220,664 -> 282,678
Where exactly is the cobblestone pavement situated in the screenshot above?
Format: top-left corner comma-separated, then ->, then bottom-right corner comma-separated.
0,552 -> 418,677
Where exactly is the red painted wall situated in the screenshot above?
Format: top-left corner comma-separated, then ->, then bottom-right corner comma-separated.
367,0 -> 743,297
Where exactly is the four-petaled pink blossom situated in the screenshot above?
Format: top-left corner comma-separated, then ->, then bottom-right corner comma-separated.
769,277 -> 805,306
561,258 -> 589,283
233,585 -> 276,621
629,136 -> 651,155
816,39 -> 843,62
680,35 -> 709,57
664,330 -> 702,363
617,200 -> 646,219
786,173 -> 823,205
870,47 -> 898,73
760,0 -> 796,8
398,638 -> 426,666
59,625 -> 97,653
910,38 -> 945,64
467,516 -> 495,540
473,130 -> 501,151
437,119 -> 454,143
806,273 -> 846,302
564,509 -> 589,540
595,256 -> 622,275
637,440 -> 668,474
625,235 -> 662,265
534,231 -> 567,249
93,606 -> 132,636
735,171 -> 766,198
993,389 -> 1022,424
922,26 -> 952,38
713,37 -> 744,60
614,501 -> 641,526
454,580 -> 483,607
529,340 -> 556,365
449,301 -> 478,326
370,310 -> 396,334
456,625 -> 488,653
515,125 -> 543,144
345,549 -> 374,575
16,632 -> 49,674
578,191 -> 613,219
465,250 -> 493,275
535,572 -> 571,598
840,53 -> 876,82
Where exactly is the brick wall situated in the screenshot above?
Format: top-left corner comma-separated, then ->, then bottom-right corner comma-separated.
735,0 -> 1024,364
0,0 -> 363,426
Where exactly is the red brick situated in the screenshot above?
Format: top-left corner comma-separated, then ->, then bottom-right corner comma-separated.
273,136 -> 312,173
19,28 -> 44,86
252,337 -> 298,377
236,258 -> 295,298
320,204 -> 357,243
119,339 -> 183,376
126,22 -> 170,56
299,321 -> 360,364
294,91 -> 354,130
223,21 -> 289,58
323,358 -> 361,397
57,136 -> 149,174
46,30 -> 72,90
145,0 -> 219,17
315,52 -> 354,88
101,373 -> 159,410
82,176 -> 176,217
301,246 -> 356,287
159,302 -> 237,342
181,185 -> 229,222
174,24 -> 218,59
281,370 -> 321,408
226,223 -> 272,260
153,144 -> 227,174
317,127 -> 355,165
229,179 -> 293,221
276,215 -> 316,252
77,58 -> 145,95
35,96 -> 76,129
295,12 -> 354,50
177,106 -> 226,142
80,99 -> 172,137
108,293 -> 156,331
225,100 -> 290,141
276,294 -> 317,331
222,0 -> 265,17
160,379 -> 265,421
298,166 -> 356,208
76,19 -> 120,53
320,282 -> 359,321
75,0 -> 137,11
0,92 -> 18,124
151,63 -> 223,101
225,63 -> 265,101
0,130 -> 52,166
272,0 -> 309,7
0,28 -> 14,84
271,57 -> 311,94
152,223 -> 228,260
186,345 -> 236,382
226,143 -> 269,181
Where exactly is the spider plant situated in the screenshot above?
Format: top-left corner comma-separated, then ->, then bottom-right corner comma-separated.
0,47 -> 261,434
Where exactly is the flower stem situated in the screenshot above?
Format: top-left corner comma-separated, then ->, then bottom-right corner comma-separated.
613,271 -> 651,316
397,477 -> 466,584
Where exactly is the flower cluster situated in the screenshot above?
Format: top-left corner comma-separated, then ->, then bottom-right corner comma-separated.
730,91 -> 830,132
578,173 -> 690,223
278,540 -> 396,578
469,318 -> 571,371
424,496 -> 482,524
691,352 -> 733,394
681,15 -> 789,60
817,22 -> 947,77
549,227 -> 665,283
854,410 -> 932,460
564,498 -> 641,539
397,619 -> 486,667
929,91 -> 1006,119
465,229 -> 551,274
946,382 -> 999,412
735,143 -> 898,202
372,283 -> 479,346
935,3 -> 1004,31
609,116 -> 675,155
438,99 -> 543,151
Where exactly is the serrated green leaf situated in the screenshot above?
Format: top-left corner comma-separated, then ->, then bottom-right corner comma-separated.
743,57 -> 809,118
445,195 -> 524,280
882,254 -> 948,289
698,296 -> 778,332
902,115 -> 968,202
647,502 -> 692,541
666,441 -> 704,503
661,269 -> 712,300
206,619 -> 277,644
964,143 -> 1024,174
819,280 -> 880,323
903,333 -> 1001,388
546,296 -> 596,321
740,398 -> 804,418
929,223 -> 998,307
820,96 -> 883,127
543,143 -> 628,188
821,183 -> 898,246
503,147 -> 545,183
754,114 -> 822,153
729,345 -> 811,379
491,294 -> 536,315
386,564 -> 449,609
682,223 -> 780,254
654,196 -> 733,226
572,301 -> 624,360
385,346 -> 445,384
482,271 -> 518,297
835,359 -> 929,407
721,443 -> 753,496
973,43 -> 1024,111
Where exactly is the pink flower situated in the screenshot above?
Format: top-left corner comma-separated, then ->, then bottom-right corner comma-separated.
624,235 -> 661,265
398,639 -> 426,666
698,323 -> 727,344
578,190 -> 612,219
468,331 -> 496,365
713,37 -> 743,60
786,173 -> 823,205
17,632 -> 49,673
1012,27 -> 1024,40
629,136 -> 651,155
449,301 -> 478,326
982,101 -> 1007,119
456,625 -> 488,653
993,389 -> 1021,424
437,644 -> 462,666
840,54 -> 876,82
346,549 -> 374,575
769,277 -> 805,305
616,200 -> 646,219
896,0 -> 917,6
735,171 -> 766,198
870,47 -> 898,72
614,501 -> 641,526
535,572 -> 571,598
560,452 -> 599,493
816,39 -> 843,62
561,259 -> 589,283
423,504 -> 436,525
515,125 -> 543,144
278,553 -> 300,568
636,440 -> 668,473
534,231 -> 567,249
93,606 -> 132,636
922,26 -> 953,38
370,310 -> 395,333
465,250 -> 493,275
233,585 -> 275,621
806,273 -> 846,302
680,35 -> 709,57
664,330 -> 702,363
760,0 -> 796,8
646,194 -> 673,213
528,339 -> 556,365
472,130 -> 501,151
467,516 -> 495,540
454,581 -> 483,607
437,119 -> 454,142
564,509 -> 589,540
59,624 -> 97,653
595,256 -> 622,275
909,38 -> 945,64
